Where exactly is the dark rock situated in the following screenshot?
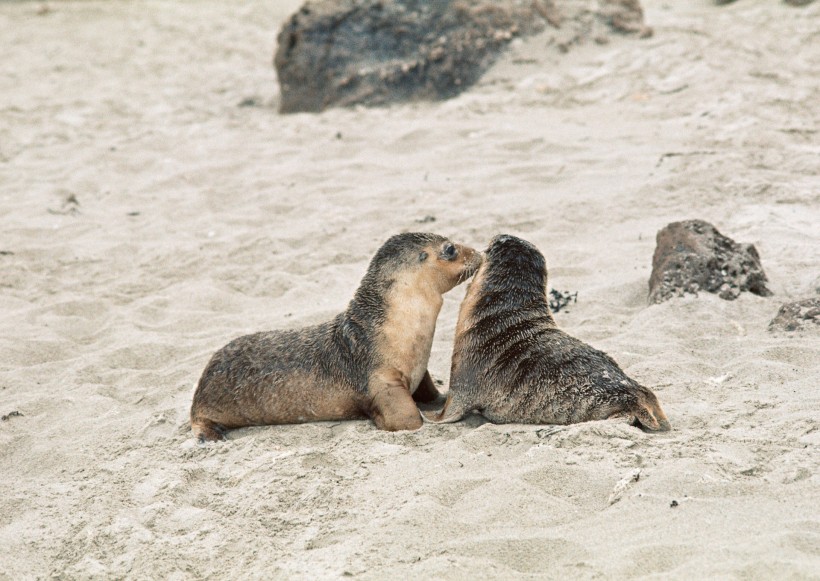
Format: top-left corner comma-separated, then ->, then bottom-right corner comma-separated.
768,298 -> 820,332
274,0 -> 536,113
273,0 -> 650,113
648,219 -> 772,304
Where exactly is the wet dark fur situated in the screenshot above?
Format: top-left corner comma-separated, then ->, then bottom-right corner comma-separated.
431,235 -> 671,431
191,232 -> 478,441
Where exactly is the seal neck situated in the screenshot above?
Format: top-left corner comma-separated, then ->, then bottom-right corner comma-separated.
475,268 -> 552,319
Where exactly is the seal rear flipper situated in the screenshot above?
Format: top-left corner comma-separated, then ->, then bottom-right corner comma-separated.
419,394 -> 467,424
191,417 -> 228,442
630,401 -> 672,432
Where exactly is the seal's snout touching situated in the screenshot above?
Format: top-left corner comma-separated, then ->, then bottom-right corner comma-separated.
455,244 -> 483,284
191,232 -> 480,441
435,234 -> 671,431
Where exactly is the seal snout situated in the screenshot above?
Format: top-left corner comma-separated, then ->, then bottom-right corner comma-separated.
463,246 -> 484,274
454,251 -> 481,286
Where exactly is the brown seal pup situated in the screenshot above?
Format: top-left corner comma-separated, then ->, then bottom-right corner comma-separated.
426,234 -> 671,431
191,232 -> 481,441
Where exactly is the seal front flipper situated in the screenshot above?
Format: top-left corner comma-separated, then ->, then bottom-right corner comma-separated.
369,368 -> 423,431
419,394 -> 468,424
412,370 -> 445,405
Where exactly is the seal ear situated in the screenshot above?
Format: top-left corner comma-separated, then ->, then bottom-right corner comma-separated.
418,251 -> 428,262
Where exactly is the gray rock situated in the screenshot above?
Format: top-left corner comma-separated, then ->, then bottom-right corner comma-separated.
273,0 -> 650,113
648,219 -> 772,304
768,298 -> 820,332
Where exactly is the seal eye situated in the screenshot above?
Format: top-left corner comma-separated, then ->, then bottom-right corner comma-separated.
418,251 -> 428,262
441,243 -> 458,261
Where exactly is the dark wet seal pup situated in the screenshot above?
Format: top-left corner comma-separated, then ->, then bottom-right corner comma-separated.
426,234 -> 671,431
191,232 -> 482,441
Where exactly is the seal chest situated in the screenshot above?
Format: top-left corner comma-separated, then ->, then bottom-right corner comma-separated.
190,232 -> 482,441
427,234 -> 671,432
381,273 -> 444,394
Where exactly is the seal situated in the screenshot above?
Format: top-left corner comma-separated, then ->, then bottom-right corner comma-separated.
191,232 -> 481,441
426,234 -> 671,431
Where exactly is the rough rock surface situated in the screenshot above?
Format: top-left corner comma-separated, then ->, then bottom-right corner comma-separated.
274,0 -> 649,113
768,298 -> 820,332
648,219 -> 772,304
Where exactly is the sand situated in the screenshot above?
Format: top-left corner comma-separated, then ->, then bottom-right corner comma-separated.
1,0 -> 819,579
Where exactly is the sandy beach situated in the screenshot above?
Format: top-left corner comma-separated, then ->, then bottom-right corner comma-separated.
1,0 -> 819,578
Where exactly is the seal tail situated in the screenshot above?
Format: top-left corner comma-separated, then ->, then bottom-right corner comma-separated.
632,393 -> 672,432
419,394 -> 467,424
